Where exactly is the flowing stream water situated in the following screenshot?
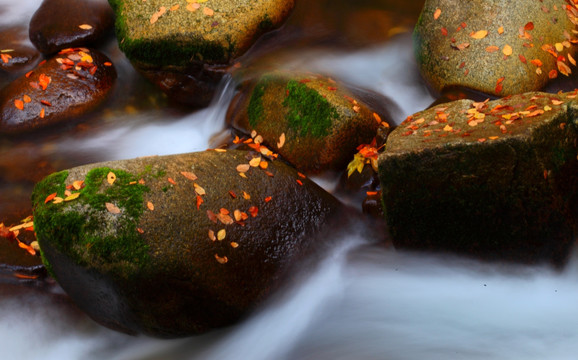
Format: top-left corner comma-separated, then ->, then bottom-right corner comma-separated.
1,0 -> 578,359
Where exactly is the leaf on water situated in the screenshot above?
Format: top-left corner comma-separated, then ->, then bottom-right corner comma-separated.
105,202 -> 121,214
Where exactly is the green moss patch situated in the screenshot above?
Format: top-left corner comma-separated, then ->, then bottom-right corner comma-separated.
247,77 -> 270,129
283,80 -> 337,138
33,167 -> 150,277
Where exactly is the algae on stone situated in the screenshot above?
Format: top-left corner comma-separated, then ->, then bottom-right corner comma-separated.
32,150 -> 342,337
378,92 -> 578,264
231,71 -> 386,172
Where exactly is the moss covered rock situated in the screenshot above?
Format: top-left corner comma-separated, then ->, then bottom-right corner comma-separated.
228,71 -> 390,173
108,0 -> 295,106
414,0 -> 578,96
0,48 -> 116,134
378,92 -> 578,264
32,149 -> 341,337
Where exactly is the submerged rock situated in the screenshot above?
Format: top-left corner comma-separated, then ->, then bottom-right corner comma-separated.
228,71 -> 391,173
108,0 -> 295,106
29,0 -> 114,54
32,150 -> 341,337
0,27 -> 41,77
414,0 -> 578,96
0,48 -> 116,134
378,92 -> 578,264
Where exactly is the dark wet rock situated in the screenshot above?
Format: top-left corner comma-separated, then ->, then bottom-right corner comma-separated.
29,0 -> 114,54
228,71 -> 391,173
414,0 -> 578,96
378,92 -> 578,264
0,48 -> 116,134
109,0 -> 295,107
32,150 -> 341,337
0,27 -> 41,77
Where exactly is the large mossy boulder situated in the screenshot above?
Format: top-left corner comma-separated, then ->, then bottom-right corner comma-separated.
228,71 -> 390,173
378,92 -> 578,264
108,0 -> 295,106
414,0 -> 578,96
32,149 -> 341,337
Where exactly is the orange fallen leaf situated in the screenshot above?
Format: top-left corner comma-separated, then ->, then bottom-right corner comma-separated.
105,202 -> 121,214
470,30 -> 488,39
433,8 -> 441,20
22,95 -> 31,103
203,7 -> 214,16
486,46 -> 499,53
502,44 -> 512,56
78,24 -> 93,30
498,26 -> 504,34
147,201 -> 154,211
180,171 -> 197,181
557,60 -> 572,76
44,193 -> 57,204
549,69 -> 558,79
14,99 -> 24,110
236,164 -> 250,173
107,172 -> 116,185
215,254 -> 228,264
277,133 -> 286,148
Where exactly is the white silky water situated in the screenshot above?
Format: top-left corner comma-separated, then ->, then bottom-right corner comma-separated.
1,1 -> 578,359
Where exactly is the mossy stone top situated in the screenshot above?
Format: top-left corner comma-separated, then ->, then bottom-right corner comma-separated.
109,0 -> 295,67
414,0 -> 578,96
379,92 -> 578,264
229,71 -> 384,172
32,149 -> 341,337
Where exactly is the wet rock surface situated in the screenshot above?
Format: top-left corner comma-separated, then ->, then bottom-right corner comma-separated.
379,92 -> 578,264
109,0 -> 295,106
0,48 -> 116,134
32,150 -> 342,337
29,0 -> 114,54
228,71 -> 391,173
414,0 -> 578,96
0,27 -> 41,80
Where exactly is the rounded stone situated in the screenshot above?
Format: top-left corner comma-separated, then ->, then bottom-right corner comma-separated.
29,0 -> 114,54
0,48 -> 116,134
414,0 -> 578,96
32,150 -> 342,337
228,71 -> 391,173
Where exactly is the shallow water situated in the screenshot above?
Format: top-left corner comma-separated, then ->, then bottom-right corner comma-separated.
1,0 -> 578,359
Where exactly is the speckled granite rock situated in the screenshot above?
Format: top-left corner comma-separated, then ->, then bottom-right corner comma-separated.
108,0 -> 295,106
32,149 -> 341,337
379,92 -> 578,264
414,0 -> 578,96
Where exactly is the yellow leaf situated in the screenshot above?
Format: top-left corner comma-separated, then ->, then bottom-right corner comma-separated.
502,44 -> 512,56
107,172 -> 116,185
347,153 -> 365,178
64,193 -> 80,201
217,229 -> 226,241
